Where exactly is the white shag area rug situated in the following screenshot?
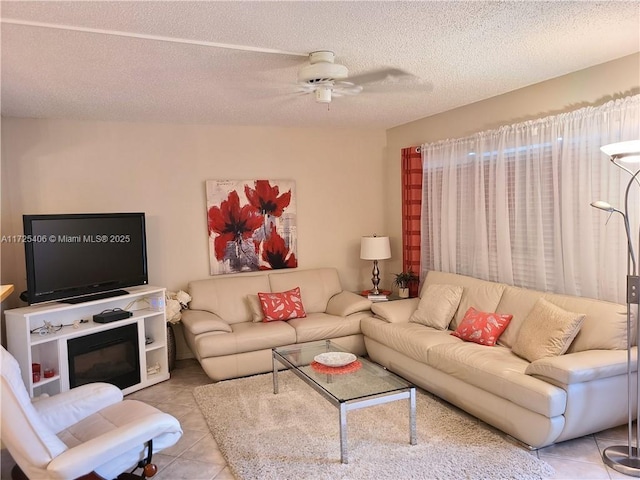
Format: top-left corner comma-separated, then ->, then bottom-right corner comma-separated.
193,371 -> 554,480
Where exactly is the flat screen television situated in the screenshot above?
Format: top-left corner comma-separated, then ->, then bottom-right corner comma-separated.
22,213 -> 148,304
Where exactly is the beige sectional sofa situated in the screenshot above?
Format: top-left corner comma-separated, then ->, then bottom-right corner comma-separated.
361,270 -> 633,448
181,268 -> 371,381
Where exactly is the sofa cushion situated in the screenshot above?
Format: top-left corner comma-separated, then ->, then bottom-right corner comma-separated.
410,284 -> 463,329
512,298 -> 585,362
427,342 -> 567,417
423,271 -> 506,329
543,292 -> 631,353
188,275 -> 271,325
361,317 -> 459,365
495,286 -> 545,348
496,285 -> 630,353
246,295 -> 264,322
451,307 -> 512,346
258,287 -> 306,321
269,268 -> 343,314
288,312 -> 364,343
194,321 -> 296,357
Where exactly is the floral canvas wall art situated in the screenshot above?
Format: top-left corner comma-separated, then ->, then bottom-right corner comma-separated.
206,179 -> 297,275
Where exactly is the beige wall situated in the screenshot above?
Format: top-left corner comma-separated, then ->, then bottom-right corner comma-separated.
0,121 -> 387,353
383,53 -> 640,276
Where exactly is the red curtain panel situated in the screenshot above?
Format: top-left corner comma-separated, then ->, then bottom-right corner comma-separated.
401,146 -> 422,296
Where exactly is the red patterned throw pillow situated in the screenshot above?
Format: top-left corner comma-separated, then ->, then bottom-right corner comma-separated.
451,307 -> 513,346
258,287 -> 306,322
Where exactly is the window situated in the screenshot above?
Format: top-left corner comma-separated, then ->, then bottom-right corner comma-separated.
418,96 -> 639,303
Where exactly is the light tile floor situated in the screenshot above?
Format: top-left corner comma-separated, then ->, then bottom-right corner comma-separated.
0,359 -> 635,479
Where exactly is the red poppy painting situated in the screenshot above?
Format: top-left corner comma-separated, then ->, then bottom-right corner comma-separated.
206,180 -> 297,275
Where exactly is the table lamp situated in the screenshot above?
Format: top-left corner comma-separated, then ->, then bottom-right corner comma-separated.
360,235 -> 391,295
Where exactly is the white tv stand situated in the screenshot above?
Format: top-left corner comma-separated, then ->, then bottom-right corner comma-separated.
5,286 -> 169,398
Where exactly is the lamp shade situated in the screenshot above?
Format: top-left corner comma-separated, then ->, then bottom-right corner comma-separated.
590,200 -> 615,212
601,140 -> 640,164
360,236 -> 391,260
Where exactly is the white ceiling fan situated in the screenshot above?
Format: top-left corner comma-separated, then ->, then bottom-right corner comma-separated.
2,18 -> 428,105
295,50 -> 417,104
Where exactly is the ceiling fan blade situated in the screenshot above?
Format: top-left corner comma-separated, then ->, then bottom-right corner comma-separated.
296,83 -> 319,94
289,89 -> 313,98
1,18 -> 309,57
332,82 -> 364,96
348,68 -> 414,85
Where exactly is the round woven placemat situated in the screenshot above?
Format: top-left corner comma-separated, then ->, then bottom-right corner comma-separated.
310,359 -> 362,374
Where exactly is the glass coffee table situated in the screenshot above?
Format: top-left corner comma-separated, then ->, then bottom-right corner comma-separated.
272,339 -> 416,464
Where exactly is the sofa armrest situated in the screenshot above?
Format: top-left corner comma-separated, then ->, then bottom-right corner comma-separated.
181,309 -> 232,335
371,298 -> 420,323
326,291 -> 372,316
525,348 -> 635,384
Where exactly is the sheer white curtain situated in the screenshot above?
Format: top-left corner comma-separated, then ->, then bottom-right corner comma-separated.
421,95 -> 640,303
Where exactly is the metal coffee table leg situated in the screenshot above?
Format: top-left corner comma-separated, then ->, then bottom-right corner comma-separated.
410,387 -> 417,445
340,402 -> 348,464
272,352 -> 279,394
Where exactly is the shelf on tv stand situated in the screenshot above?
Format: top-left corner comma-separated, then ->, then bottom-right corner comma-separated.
5,286 -> 170,398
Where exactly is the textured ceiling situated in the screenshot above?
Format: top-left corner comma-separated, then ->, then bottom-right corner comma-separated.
1,1 -> 639,129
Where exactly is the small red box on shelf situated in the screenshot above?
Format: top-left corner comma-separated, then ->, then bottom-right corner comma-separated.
32,363 -> 41,383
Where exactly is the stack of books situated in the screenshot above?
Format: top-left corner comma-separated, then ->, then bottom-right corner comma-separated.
361,289 -> 391,302
367,293 -> 388,302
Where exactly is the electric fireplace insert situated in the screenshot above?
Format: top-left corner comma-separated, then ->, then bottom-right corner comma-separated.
67,323 -> 140,390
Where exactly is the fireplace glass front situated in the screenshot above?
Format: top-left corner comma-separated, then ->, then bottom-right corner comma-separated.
67,323 -> 140,390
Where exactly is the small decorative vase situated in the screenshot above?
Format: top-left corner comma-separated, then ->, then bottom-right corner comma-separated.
167,323 -> 176,372
398,288 -> 410,298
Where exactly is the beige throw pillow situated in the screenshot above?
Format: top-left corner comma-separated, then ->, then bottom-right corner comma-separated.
246,294 -> 264,322
409,284 -> 463,330
512,298 -> 585,362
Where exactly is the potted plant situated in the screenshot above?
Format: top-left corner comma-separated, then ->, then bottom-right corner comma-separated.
393,270 -> 419,298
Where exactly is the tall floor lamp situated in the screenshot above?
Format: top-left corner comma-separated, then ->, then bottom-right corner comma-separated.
591,139 -> 640,477
360,235 -> 391,295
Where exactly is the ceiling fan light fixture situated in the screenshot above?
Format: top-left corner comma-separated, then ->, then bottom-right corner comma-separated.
315,85 -> 332,104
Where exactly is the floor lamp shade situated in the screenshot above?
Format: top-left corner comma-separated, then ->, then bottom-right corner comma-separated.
601,140 -> 640,164
361,236 -> 391,295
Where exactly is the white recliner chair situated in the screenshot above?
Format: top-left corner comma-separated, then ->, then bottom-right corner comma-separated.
1,346 -> 183,480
